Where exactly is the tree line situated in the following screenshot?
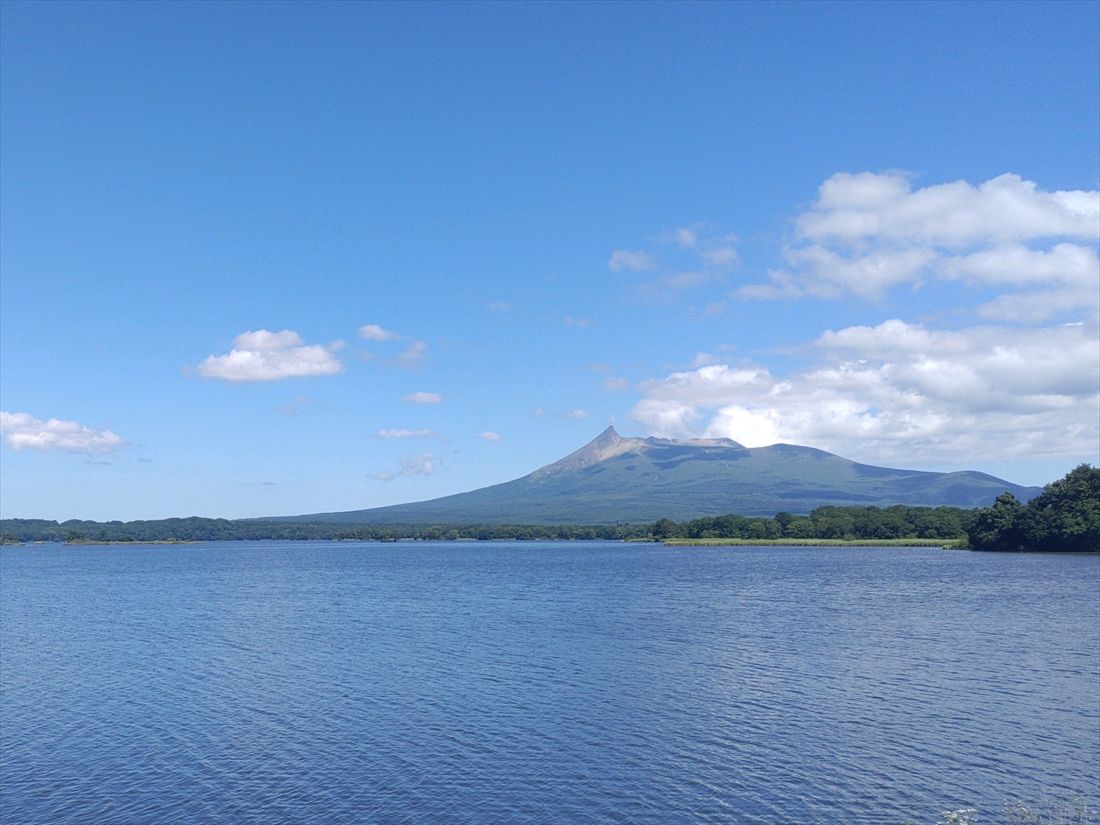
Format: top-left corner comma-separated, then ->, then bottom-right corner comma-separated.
1,503 -> 975,544
4,466 -> 1093,549
966,464 -> 1098,552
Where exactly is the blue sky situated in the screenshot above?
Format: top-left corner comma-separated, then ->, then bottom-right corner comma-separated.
2,0 -> 1098,520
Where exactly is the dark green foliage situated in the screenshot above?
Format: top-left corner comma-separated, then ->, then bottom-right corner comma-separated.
1,504 -> 976,545
0,517 -> 653,544
650,504 -> 975,542
967,465 -> 1100,552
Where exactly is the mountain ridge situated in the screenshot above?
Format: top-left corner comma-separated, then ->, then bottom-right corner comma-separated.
272,427 -> 1041,524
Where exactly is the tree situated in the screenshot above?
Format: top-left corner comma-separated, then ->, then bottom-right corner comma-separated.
968,492 -> 1025,551
1020,464 -> 1100,552
966,465 -> 1099,552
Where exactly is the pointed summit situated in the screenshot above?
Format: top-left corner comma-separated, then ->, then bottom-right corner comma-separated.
532,425 -> 643,477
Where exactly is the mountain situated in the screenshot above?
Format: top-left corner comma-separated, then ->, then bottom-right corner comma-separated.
277,426 -> 1042,524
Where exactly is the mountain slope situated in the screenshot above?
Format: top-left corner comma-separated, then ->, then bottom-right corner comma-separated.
278,426 -> 1041,524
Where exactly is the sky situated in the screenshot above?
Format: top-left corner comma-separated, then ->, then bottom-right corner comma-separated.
1,0 -> 1098,521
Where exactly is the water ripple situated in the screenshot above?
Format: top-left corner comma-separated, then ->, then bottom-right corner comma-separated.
1,541 -> 1097,824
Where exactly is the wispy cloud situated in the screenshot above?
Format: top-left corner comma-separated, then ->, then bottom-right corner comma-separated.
404,391 -> 442,405
662,227 -> 698,249
564,316 -> 594,328
608,249 -> 657,272
376,453 -> 437,481
358,324 -> 400,341
276,396 -> 319,415
479,431 -> 502,442
567,408 -> 591,419
197,329 -> 343,382
1,411 -> 126,454
376,428 -> 438,439
487,301 -> 512,313
611,226 -> 739,304
398,340 -> 428,367
601,377 -> 629,392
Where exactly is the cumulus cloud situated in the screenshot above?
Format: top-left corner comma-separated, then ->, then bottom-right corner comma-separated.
1,411 -> 126,454
799,172 -> 1098,246
736,172 -> 1100,318
197,329 -> 343,382
404,391 -> 442,405
631,320 -> 1099,463
359,324 -> 400,341
479,431 -> 502,442
609,250 -> 657,272
376,429 -> 438,439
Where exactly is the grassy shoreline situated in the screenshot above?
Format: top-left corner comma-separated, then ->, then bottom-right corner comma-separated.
663,537 -> 963,547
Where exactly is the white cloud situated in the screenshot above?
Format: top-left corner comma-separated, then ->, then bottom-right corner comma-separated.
398,340 -> 428,367
939,242 -> 1098,287
661,271 -> 716,291
359,324 -> 400,341
691,352 -> 719,368
567,408 -> 591,419
700,246 -> 739,269
564,316 -> 594,327
612,227 -> 739,305
197,329 -> 343,382
798,172 -> 1098,246
737,172 -> 1100,316
701,301 -> 727,316
608,250 -> 657,272
376,453 -> 437,481
479,431 -> 502,442
376,429 -> 438,439
1,411 -> 126,454
404,391 -> 442,405
631,321 -> 1099,464
401,453 -> 435,476
602,377 -> 630,392
487,301 -> 512,312
665,227 -> 698,249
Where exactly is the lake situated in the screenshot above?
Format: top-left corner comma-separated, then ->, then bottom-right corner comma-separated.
1,541 -> 1097,824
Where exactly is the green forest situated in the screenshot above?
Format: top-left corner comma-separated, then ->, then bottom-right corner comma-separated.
966,464 -> 1099,552
1,504 -> 974,545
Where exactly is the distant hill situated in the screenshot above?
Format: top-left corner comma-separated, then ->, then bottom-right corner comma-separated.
277,426 -> 1041,524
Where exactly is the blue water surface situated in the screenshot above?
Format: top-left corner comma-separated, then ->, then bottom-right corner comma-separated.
1,541 -> 1098,824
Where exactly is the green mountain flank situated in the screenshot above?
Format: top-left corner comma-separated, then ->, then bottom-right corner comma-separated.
277,426 -> 1041,525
